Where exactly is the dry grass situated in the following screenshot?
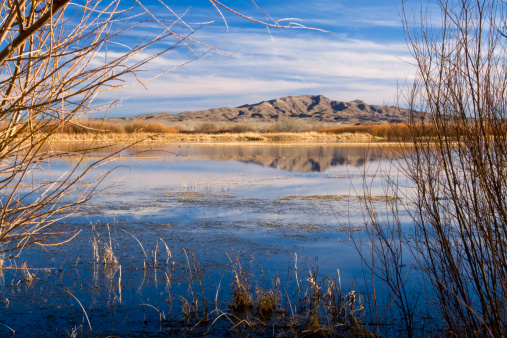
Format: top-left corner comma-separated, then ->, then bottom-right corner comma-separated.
48,131 -> 378,143
318,122 -> 498,142
40,120 -> 404,143
255,289 -> 278,318
45,119 -> 501,144
123,121 -> 179,134
216,253 -> 367,336
319,123 -> 413,141
11,224 -> 369,336
228,254 -> 255,313
280,194 -> 351,201
91,225 -> 118,266
42,121 -> 179,135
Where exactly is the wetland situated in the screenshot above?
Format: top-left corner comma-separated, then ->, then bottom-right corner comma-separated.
0,143 -> 404,336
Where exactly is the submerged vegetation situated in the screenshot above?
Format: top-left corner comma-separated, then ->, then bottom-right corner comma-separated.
1,223 -> 368,337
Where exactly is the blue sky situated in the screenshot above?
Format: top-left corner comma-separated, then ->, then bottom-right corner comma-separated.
93,0 -> 419,117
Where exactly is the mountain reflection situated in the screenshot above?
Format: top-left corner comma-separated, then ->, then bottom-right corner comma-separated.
48,143 -> 396,173
238,155 -> 381,172
181,144 -> 395,172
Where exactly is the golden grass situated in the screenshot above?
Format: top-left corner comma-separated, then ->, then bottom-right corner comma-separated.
37,118 -> 458,144
280,194 -> 400,203
34,119 -> 424,143
43,120 -> 179,135
280,194 -> 351,201
48,131 -> 379,143
37,120 -> 503,144
317,122 -> 496,142
319,123 -> 413,141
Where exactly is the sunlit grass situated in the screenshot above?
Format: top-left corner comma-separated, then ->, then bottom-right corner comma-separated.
318,123 -> 413,141
43,121 -> 180,135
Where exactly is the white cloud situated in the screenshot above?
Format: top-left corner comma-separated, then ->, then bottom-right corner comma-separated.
113,74 -> 321,98
86,5 -> 417,117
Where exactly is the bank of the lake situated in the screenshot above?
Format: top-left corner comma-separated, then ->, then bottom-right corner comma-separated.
47,131 -> 381,143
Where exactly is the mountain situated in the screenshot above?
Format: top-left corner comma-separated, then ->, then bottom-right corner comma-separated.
113,95 -> 410,125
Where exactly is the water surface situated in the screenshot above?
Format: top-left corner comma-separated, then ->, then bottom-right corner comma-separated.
1,143 -> 404,336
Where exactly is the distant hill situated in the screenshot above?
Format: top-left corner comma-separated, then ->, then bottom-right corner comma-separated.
110,95 -> 411,125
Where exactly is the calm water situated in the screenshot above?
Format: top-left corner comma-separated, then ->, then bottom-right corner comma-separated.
0,143 -> 406,336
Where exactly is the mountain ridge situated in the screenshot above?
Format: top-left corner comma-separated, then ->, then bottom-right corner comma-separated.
112,95 -> 410,125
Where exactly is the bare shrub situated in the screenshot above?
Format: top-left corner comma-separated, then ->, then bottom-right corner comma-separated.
230,123 -> 255,133
360,1 -> 507,336
123,121 -> 178,134
0,0 -> 181,256
273,118 -> 308,132
195,122 -> 219,132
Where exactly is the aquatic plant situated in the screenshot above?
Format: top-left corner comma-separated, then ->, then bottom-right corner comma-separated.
92,225 -> 118,267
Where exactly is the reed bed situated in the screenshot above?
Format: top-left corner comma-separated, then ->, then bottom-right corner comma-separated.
41,120 -> 388,142
49,131 -> 378,143
44,119 -> 504,144
42,121 -> 179,135
319,123 -> 413,141
44,120 -> 381,143
0,225 -> 369,336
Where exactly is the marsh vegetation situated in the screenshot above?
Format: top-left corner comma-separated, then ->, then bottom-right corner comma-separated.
42,119 -> 418,142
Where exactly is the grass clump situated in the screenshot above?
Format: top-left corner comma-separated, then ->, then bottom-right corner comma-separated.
228,254 -> 254,314
255,289 -> 279,319
216,253 -> 367,336
230,123 -> 256,133
273,118 -> 308,133
91,225 -> 118,266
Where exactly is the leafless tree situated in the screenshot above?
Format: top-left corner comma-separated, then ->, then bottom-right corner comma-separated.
360,0 -> 507,336
0,0 -> 320,257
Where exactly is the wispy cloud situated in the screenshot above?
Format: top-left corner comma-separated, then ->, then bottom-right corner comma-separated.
90,1 -> 417,117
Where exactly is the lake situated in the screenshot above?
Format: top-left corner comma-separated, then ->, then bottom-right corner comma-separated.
0,143 -> 405,336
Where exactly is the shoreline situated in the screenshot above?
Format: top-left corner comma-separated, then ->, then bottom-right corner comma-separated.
47,131 -> 393,144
